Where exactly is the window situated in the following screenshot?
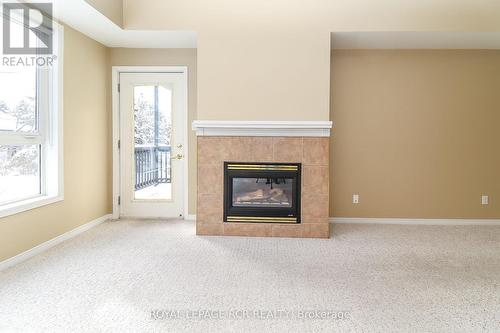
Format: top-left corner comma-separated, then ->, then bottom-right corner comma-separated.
0,11 -> 63,217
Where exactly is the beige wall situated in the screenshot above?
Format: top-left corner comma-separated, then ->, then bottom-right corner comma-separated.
3,2 -> 500,263
196,28 -> 330,121
109,48 -> 197,215
0,26 -> 111,262
84,0 -> 123,27
122,0 -> 500,122
331,49 -> 500,219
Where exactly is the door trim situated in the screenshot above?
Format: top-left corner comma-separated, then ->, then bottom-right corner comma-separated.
111,66 -> 189,220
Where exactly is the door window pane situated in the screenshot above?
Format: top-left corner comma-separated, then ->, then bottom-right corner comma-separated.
133,85 -> 172,200
0,68 -> 38,133
0,145 -> 41,204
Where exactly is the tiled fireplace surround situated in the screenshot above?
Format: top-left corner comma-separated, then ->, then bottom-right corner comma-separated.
196,136 -> 330,238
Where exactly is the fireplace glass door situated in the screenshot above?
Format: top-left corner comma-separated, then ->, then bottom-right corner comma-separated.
232,177 -> 293,208
224,163 -> 301,224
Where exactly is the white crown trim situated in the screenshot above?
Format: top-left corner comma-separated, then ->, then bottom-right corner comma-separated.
192,120 -> 333,137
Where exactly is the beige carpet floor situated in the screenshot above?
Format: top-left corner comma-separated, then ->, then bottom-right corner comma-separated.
1,220 -> 500,332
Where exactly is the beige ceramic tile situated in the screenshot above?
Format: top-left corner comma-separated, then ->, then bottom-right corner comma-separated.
302,224 -> 330,238
197,137 -> 224,165
271,225 -> 303,238
302,166 -> 329,195
196,222 -> 224,236
223,223 -> 273,237
197,194 -> 223,223
273,137 -> 303,163
303,137 -> 329,166
198,164 -> 223,195
302,194 -> 329,220
250,137 -> 274,162
220,137 -> 253,162
301,216 -> 329,224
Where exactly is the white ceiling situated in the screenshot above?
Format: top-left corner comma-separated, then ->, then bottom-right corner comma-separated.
52,0 -> 197,48
52,1 -> 499,50
332,32 -> 500,49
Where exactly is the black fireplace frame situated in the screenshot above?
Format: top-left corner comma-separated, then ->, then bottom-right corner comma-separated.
223,162 -> 301,224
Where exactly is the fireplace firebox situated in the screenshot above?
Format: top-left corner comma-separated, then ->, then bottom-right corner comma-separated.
224,162 -> 301,223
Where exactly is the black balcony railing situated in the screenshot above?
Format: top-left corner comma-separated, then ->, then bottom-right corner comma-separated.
135,146 -> 171,190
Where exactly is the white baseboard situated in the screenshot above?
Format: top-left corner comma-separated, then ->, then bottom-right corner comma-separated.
331,217 -> 500,225
174,215 -> 500,225
0,214 -> 112,272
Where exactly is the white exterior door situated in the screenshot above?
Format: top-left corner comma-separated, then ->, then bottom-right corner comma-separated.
119,72 -> 186,218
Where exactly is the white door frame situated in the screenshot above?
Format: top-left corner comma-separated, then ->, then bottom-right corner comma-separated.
111,66 -> 189,220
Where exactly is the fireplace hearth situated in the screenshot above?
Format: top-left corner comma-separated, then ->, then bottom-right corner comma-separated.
224,162 -> 301,223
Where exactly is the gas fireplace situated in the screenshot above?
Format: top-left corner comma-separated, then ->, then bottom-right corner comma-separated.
224,162 -> 301,223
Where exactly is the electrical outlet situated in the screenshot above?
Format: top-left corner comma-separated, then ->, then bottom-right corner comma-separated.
481,195 -> 489,205
353,194 -> 360,204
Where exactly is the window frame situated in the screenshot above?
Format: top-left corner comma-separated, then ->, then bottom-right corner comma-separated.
0,20 -> 64,218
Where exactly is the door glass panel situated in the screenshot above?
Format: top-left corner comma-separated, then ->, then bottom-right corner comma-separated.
133,85 -> 172,200
0,145 -> 41,204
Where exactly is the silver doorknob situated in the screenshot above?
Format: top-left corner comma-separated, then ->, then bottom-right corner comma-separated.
173,153 -> 184,160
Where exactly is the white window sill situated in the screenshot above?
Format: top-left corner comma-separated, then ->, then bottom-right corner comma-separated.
0,195 -> 64,219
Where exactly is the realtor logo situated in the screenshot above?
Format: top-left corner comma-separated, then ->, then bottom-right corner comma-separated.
2,3 -> 53,55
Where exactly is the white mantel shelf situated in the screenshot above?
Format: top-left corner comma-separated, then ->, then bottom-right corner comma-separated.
192,120 -> 333,137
